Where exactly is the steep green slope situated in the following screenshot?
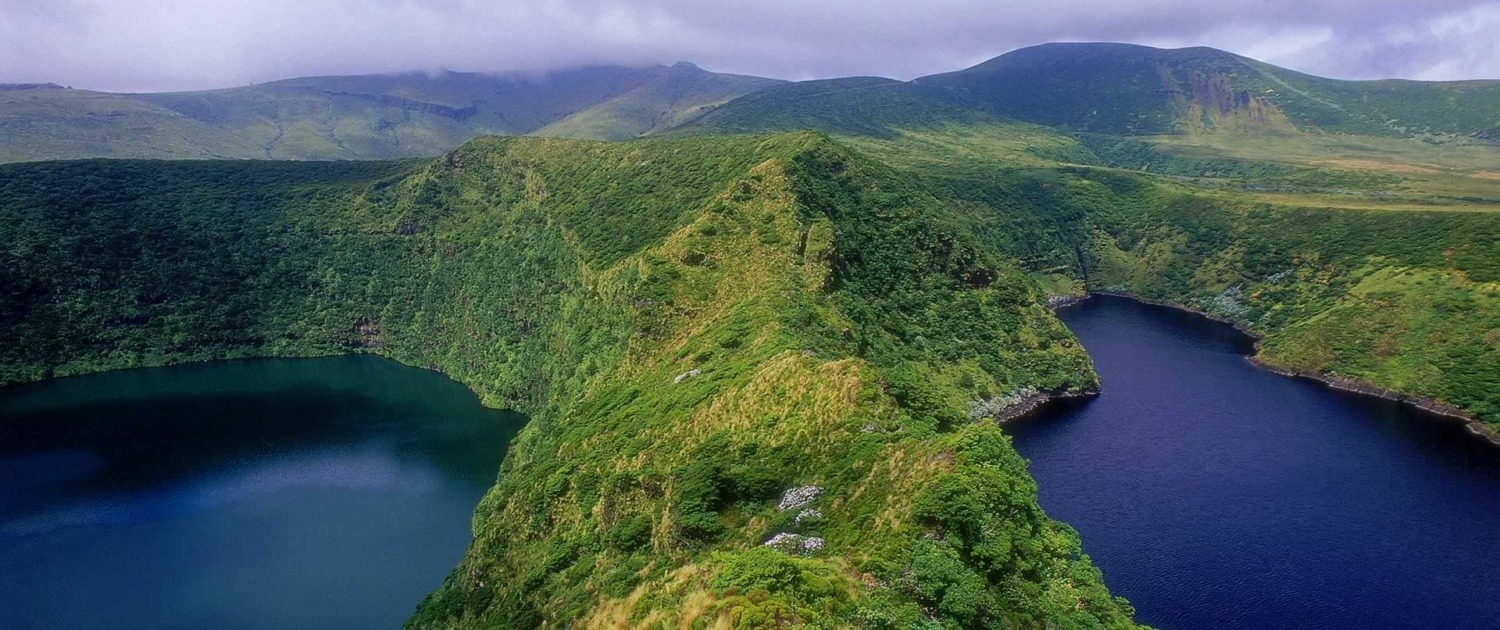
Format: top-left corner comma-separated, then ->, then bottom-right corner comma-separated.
0,135 -> 1139,628
916,42 -> 1500,138
902,164 -> 1500,434
678,72 -> 1500,434
0,65 -> 780,162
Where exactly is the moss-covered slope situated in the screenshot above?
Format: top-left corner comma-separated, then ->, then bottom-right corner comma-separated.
0,134 -> 1138,628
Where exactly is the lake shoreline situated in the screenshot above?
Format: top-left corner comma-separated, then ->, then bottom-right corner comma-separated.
992,386 -> 1100,425
1052,291 -> 1500,448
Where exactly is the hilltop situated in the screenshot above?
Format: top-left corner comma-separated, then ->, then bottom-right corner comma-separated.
916,42 -> 1500,139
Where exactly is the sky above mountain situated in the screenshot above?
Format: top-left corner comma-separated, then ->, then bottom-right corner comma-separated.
3,0 -> 1498,92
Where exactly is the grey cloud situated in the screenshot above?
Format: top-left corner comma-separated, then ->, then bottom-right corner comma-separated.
1,0 -> 1496,92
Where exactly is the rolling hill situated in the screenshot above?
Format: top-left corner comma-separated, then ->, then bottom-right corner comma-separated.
7,41 -> 1497,168
675,43 -> 1500,212
916,42 -> 1500,138
0,63 -> 780,161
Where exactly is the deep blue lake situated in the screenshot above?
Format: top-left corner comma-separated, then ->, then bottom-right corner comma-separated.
0,356 -> 522,630
1009,295 -> 1500,630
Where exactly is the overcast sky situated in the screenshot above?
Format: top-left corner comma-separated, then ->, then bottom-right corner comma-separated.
3,0 -> 1498,92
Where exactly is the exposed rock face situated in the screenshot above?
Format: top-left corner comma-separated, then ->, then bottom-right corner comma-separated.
1173,70 -> 1294,133
967,385 -> 1101,425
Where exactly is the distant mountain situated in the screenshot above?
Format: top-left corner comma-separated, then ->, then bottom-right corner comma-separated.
916,42 -> 1500,137
676,76 -> 1001,137
0,64 -> 780,162
679,43 -> 1500,143
530,62 -> 782,140
5,42 -> 1496,164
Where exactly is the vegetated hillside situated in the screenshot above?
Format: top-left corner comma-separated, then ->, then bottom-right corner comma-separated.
530,62 -> 781,141
678,69 -> 1500,432
679,77 -> 1001,138
0,64 -> 780,162
0,134 -> 1140,628
679,57 -> 1500,213
916,42 -> 1500,138
902,163 -> 1500,432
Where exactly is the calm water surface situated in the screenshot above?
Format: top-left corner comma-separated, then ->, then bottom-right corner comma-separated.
0,355 -> 522,629
1009,295 -> 1500,629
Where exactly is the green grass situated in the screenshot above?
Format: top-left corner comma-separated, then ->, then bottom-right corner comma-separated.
1139,132 -> 1500,211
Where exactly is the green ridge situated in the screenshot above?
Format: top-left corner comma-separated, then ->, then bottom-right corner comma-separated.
0,134 -> 1138,628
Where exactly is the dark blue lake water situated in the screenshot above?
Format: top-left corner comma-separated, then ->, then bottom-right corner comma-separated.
0,356 -> 522,630
1009,295 -> 1500,630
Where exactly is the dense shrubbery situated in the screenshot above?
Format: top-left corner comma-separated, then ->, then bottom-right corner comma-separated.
0,134 -> 1138,628
903,161 -> 1500,426
8,118 -> 1492,630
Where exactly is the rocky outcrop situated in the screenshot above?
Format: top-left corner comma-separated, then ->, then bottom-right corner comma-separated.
970,385 -> 1102,425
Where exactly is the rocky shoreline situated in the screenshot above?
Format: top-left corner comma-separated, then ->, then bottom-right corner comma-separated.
991,386 -> 1101,425
1247,358 -> 1500,447
1050,291 -> 1500,448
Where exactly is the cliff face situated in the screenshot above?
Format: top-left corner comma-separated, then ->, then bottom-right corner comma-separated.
1174,70 -> 1297,134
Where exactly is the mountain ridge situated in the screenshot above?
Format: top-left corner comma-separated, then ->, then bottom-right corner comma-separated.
5,41 -> 1497,164
0,63 -> 781,162
916,42 -> 1500,137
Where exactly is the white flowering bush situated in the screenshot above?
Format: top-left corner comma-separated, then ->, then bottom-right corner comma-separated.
763,532 -> 824,554
777,485 -> 821,511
